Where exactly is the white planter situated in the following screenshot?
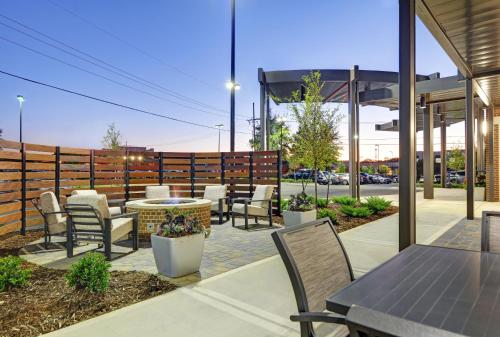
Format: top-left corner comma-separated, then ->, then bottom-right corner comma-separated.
151,233 -> 205,278
283,209 -> 317,227
474,187 -> 486,201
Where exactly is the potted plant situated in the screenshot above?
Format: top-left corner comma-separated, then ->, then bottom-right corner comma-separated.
151,209 -> 207,278
282,192 -> 317,227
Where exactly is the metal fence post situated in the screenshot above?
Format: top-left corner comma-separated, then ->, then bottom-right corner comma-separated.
190,153 -> 195,198
125,150 -> 130,201
55,146 -> 61,202
249,152 -> 254,197
90,149 -> 95,189
21,143 -> 26,235
277,150 -> 282,215
159,152 -> 164,185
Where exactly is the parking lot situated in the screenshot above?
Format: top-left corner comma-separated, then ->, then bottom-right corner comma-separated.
281,182 -> 410,199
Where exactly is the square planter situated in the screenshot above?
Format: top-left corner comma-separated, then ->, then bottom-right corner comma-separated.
151,233 -> 205,278
283,209 -> 317,227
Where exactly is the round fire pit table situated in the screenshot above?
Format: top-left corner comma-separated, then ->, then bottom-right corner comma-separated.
125,198 -> 212,240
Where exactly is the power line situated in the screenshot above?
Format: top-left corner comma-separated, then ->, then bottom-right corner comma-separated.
45,0 -> 219,90
0,35 -> 248,121
0,14 -> 241,117
0,69 -> 251,135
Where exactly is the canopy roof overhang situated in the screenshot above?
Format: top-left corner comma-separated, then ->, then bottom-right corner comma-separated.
417,0 -> 500,107
260,68 -> 475,132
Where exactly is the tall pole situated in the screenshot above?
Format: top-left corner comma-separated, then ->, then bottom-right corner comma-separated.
215,124 -> 224,152
229,0 -> 236,152
399,0 -> 416,250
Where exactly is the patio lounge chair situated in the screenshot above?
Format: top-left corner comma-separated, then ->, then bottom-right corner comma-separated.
231,184 -> 274,230
203,185 -> 230,224
346,305 -> 465,337
65,194 -> 138,260
71,189 -> 122,216
145,185 -> 170,199
271,218 -> 354,337
31,191 -> 67,249
481,210 -> 500,253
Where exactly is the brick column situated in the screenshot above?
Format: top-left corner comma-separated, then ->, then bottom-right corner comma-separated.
485,107 -> 500,202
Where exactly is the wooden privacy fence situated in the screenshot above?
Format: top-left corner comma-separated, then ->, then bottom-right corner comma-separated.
0,139 -> 282,236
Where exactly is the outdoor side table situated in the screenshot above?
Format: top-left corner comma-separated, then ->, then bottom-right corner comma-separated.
327,244 -> 500,337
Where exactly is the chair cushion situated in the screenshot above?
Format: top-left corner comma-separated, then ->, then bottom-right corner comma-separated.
40,191 -> 64,226
211,201 -> 228,213
67,194 -> 111,219
145,185 -> 170,199
49,218 -> 67,234
251,185 -> 274,208
203,185 -> 227,201
71,190 -> 98,196
232,203 -> 269,217
111,217 -> 133,242
109,206 -> 122,216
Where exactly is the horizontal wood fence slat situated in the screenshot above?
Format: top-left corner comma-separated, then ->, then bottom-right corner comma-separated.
0,140 -> 281,235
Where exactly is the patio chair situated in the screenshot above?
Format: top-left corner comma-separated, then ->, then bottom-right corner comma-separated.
31,191 -> 67,249
346,305 -> 465,337
481,210 -> 500,253
71,189 -> 123,216
203,185 -> 230,224
65,194 -> 138,260
231,184 -> 274,230
271,218 -> 354,337
145,185 -> 170,199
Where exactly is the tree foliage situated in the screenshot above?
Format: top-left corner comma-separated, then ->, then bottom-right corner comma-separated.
361,165 -> 375,174
288,71 -> 342,201
448,146 -> 465,171
378,164 -> 391,175
102,123 -> 122,150
249,115 -> 292,160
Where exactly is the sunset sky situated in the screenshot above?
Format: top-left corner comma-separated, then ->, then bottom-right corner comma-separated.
0,0 -> 466,159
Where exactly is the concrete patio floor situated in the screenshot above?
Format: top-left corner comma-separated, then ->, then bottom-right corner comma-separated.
41,189 -> 499,337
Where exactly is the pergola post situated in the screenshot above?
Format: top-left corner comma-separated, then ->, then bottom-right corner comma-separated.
258,68 -> 267,150
423,95 -> 434,199
440,112 -> 447,188
398,0 -> 416,250
487,106 -> 495,201
348,65 -> 360,199
465,78 -> 475,219
266,88 -> 271,150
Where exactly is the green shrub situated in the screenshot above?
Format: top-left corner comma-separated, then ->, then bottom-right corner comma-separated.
281,198 -> 289,211
362,196 -> 392,214
0,256 -> 32,292
317,208 -> 337,224
315,198 -> 329,209
65,252 -> 111,293
340,205 -> 372,218
332,196 -> 357,206
287,193 -> 314,212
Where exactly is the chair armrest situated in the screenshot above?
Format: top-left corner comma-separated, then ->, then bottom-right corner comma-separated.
290,312 -> 346,324
248,199 -> 272,202
44,211 -> 68,215
231,197 -> 251,205
483,211 -> 500,217
107,212 -> 139,220
108,199 -> 125,207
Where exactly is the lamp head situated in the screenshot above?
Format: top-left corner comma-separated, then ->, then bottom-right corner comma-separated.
16,95 -> 24,104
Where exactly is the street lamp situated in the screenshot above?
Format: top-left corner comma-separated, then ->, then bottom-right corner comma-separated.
16,95 -> 24,143
215,124 -> 224,152
228,0 -> 237,152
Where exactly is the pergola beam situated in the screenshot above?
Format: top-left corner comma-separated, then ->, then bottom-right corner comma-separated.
399,0 -> 416,250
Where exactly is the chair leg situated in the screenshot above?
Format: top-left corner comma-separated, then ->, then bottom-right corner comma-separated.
218,200 -> 224,224
132,215 -> 139,251
226,211 -> 230,221
66,220 -> 73,258
268,201 -> 273,227
255,216 -> 259,224
44,233 -> 49,249
244,203 -> 249,230
104,219 -> 112,260
218,212 -> 223,224
231,211 -> 235,227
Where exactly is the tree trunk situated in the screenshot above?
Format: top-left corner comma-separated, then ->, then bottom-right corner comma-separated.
314,170 -> 318,207
326,177 -> 331,205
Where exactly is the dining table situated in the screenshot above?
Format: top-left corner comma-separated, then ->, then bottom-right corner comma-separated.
326,244 -> 500,337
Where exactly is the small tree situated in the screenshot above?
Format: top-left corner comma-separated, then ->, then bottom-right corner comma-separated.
378,164 -> 391,175
250,115 -> 292,160
361,165 -> 375,174
336,162 -> 347,173
448,146 -> 465,171
102,123 -> 122,150
288,72 -> 342,204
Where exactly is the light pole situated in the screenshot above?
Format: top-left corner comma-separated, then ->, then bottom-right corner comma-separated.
375,144 -> 380,172
229,0 -> 236,152
16,95 -> 24,143
215,124 -> 224,152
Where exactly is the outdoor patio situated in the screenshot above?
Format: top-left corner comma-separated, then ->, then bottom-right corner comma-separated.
20,217 -> 281,286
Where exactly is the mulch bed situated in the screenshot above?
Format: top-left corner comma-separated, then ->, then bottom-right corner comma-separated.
333,205 -> 399,233
0,262 -> 176,337
0,231 -> 44,257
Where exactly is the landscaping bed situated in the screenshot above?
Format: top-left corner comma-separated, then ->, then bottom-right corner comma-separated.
0,231 -> 44,257
331,204 -> 398,232
0,261 -> 176,337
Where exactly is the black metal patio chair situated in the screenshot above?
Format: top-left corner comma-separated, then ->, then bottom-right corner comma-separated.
271,218 -> 354,337
31,191 -> 67,249
346,305 -> 466,337
231,184 -> 274,229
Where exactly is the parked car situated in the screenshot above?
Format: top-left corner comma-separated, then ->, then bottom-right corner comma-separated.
317,171 -> 331,185
391,175 -> 399,183
455,170 -> 466,184
360,172 -> 373,184
337,173 -> 349,185
330,173 -> 341,185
